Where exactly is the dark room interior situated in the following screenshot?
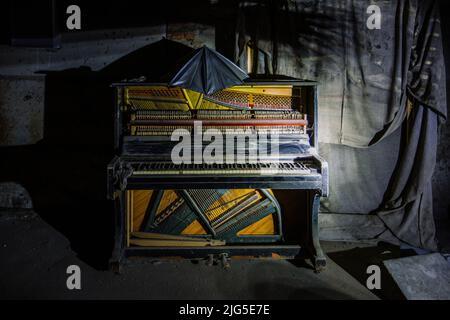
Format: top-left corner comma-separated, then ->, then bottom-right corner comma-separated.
0,0 -> 450,303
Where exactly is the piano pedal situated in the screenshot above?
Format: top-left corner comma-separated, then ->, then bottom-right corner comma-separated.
220,253 -> 231,270
205,254 -> 215,267
110,261 -> 122,275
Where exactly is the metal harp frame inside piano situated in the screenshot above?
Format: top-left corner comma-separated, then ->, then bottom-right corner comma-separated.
107,78 -> 329,272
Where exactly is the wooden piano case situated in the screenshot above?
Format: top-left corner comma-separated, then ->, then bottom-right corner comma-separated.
107,78 -> 328,272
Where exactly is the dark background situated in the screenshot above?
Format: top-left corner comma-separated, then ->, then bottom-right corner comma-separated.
0,0 -> 448,269
0,0 -> 239,60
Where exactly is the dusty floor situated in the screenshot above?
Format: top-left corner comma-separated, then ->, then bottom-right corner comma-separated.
0,209 -> 409,300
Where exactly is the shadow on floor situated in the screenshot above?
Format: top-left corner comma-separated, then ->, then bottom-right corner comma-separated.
327,242 -> 418,300
252,282 -> 357,300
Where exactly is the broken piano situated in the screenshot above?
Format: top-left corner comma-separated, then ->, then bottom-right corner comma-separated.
107,78 -> 329,271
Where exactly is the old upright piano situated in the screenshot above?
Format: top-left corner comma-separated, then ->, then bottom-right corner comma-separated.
107,76 -> 328,272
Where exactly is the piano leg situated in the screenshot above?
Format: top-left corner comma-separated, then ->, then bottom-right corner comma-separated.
310,191 -> 326,272
109,191 -> 125,274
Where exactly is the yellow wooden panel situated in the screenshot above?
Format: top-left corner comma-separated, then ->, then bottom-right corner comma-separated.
183,89 -> 203,109
156,190 -> 179,215
182,220 -> 207,235
228,86 -> 294,97
131,190 -> 183,231
130,190 -> 153,232
238,214 -> 275,235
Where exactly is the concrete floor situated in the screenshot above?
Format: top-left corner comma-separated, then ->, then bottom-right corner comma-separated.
0,209 -> 389,300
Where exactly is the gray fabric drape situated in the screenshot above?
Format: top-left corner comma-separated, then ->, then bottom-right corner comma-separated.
377,104 -> 439,250
235,0 -> 447,250
375,0 -> 445,251
319,128 -> 401,215
235,0 -> 446,142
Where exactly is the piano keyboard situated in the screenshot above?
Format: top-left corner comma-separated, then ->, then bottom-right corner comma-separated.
132,162 -> 312,175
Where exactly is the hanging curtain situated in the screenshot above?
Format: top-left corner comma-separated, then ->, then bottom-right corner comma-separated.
235,0 -> 447,250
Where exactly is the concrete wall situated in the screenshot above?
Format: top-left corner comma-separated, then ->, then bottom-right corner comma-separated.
0,26 -> 163,145
0,23 -> 218,146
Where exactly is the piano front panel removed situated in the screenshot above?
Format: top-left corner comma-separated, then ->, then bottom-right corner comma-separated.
108,79 -> 328,272
127,189 -> 280,245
